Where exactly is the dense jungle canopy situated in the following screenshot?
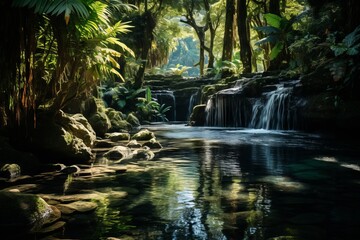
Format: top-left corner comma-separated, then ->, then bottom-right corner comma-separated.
0,0 -> 360,144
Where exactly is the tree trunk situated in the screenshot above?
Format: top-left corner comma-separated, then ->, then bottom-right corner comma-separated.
237,0 -> 252,73
346,0 -> 360,33
222,0 -> 235,62
269,0 -> 280,16
204,0 -> 215,71
134,11 -> 156,89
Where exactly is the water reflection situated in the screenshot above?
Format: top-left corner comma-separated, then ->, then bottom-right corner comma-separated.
59,125 -> 360,239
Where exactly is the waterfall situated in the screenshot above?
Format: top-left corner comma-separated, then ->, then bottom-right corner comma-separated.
205,82 -> 298,130
187,90 -> 200,120
205,88 -> 252,127
152,90 -> 176,121
250,87 -> 295,130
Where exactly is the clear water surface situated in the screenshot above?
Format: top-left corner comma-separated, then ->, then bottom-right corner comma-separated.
59,124 -> 360,239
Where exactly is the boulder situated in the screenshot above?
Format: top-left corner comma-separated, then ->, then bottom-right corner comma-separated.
56,111 -> 96,148
105,132 -> 130,142
126,113 -> 141,127
105,108 -> 132,132
131,129 -> 155,141
143,138 -> 162,149
0,192 -> 55,234
133,149 -> 155,161
127,140 -> 142,148
0,163 -> 21,179
103,146 -> 132,161
189,104 -> 206,126
88,112 -> 111,137
31,111 -> 94,163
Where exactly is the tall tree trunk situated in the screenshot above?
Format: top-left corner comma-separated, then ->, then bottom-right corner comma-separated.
346,0 -> 360,33
204,0 -> 215,71
268,0 -> 283,71
134,11 -> 156,89
222,0 -> 235,62
237,0 -> 252,73
269,0 -> 280,16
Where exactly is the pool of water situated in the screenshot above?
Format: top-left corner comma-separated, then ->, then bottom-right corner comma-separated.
59,125 -> 360,239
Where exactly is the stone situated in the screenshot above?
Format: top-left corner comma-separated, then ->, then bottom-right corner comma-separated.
37,220 -> 66,234
56,201 -> 97,214
60,165 -> 81,175
0,163 -> 21,179
0,192 -> 55,233
189,104 -> 206,126
143,138 -> 162,149
131,129 -> 155,141
88,112 -> 111,137
133,149 -> 155,160
105,132 -> 130,142
127,140 -> 142,148
103,146 -> 132,161
126,113 -> 140,127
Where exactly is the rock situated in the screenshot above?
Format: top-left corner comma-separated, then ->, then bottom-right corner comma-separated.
103,146 -> 132,161
0,192 -> 55,233
133,149 -> 155,160
127,140 -> 142,148
61,165 -> 81,175
71,113 -> 97,146
56,201 -> 97,214
42,205 -> 62,226
105,132 -> 130,142
3,184 -> 39,193
0,163 -> 21,179
88,112 -> 111,137
126,113 -> 140,127
31,111 -> 95,163
37,220 -> 66,234
143,138 -> 162,149
94,139 -> 114,148
189,104 -> 206,126
131,129 -> 155,141
106,108 -> 132,132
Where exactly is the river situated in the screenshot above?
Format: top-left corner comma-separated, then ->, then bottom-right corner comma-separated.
61,124 -> 360,239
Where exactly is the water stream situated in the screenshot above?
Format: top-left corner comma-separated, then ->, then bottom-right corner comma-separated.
60,124 -> 360,239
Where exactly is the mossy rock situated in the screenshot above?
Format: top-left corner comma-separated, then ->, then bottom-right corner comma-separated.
103,146 -> 133,161
88,112 -> 111,137
189,104 -> 206,126
131,129 -> 155,141
0,192 -> 54,234
143,138 -> 162,149
126,113 -> 140,127
105,132 -> 130,142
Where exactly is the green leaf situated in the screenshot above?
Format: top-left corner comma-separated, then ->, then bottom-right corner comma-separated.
145,87 -> 152,103
270,42 -> 284,60
264,13 -> 282,28
254,26 -> 280,35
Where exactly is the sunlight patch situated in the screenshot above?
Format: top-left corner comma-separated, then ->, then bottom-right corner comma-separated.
340,164 -> 360,172
261,176 -> 306,191
314,156 -> 337,163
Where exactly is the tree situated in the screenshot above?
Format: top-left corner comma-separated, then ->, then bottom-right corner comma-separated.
1,0 -> 133,142
221,0 -> 235,62
237,0 -> 252,73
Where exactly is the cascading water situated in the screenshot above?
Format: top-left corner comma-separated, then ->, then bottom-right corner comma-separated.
152,90 -> 176,121
205,87 -> 253,127
187,90 -> 200,120
205,81 -> 299,130
249,86 -> 297,130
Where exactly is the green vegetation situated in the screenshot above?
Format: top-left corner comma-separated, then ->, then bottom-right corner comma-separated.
0,0 -> 359,143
